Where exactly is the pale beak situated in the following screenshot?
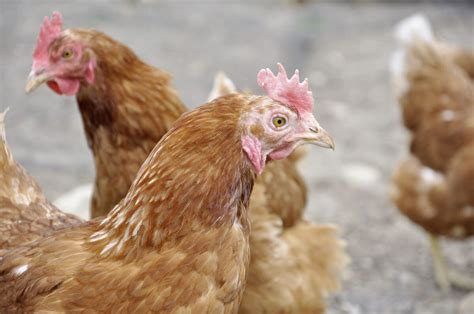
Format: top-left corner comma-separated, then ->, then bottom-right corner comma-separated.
302,126 -> 335,150
25,69 -> 51,93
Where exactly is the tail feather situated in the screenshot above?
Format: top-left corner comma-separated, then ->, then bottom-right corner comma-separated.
243,186 -> 348,313
390,14 -> 435,97
207,71 -> 237,101
0,109 -> 7,132
394,14 -> 434,45
283,222 -> 349,295
0,108 -> 14,170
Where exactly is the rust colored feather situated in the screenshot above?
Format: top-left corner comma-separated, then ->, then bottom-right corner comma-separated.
38,27 -> 346,312
391,156 -> 474,239
393,32 -> 474,239
208,74 -> 347,312
65,29 -> 187,217
0,97 -> 256,312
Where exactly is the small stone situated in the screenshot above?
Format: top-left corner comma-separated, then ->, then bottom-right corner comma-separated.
341,163 -> 381,188
459,292 -> 474,314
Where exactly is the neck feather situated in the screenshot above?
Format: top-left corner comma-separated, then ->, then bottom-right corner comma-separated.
88,96 -> 255,256
73,28 -> 186,148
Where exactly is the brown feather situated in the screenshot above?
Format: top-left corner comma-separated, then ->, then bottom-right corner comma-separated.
0,96 -> 256,312
240,184 -> 347,314
68,29 -> 186,218
393,38 -> 474,239
391,156 -> 474,239
44,28 -> 346,312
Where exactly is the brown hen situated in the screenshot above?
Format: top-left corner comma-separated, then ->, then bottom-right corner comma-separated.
26,12 -> 347,312
210,74 -> 347,313
2,86 -> 335,312
390,14 -> 474,291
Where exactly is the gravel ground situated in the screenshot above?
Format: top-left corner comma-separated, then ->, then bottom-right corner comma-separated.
1,1 -> 473,313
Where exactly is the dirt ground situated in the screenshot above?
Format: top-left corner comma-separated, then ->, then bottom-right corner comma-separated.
1,1 -> 473,313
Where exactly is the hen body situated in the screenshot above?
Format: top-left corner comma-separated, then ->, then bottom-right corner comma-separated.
72,28 -> 309,225
391,14 -> 474,239
1,96 -> 255,312
29,20 -> 347,312
210,76 -> 346,312
69,29 -> 186,218
390,14 -> 474,290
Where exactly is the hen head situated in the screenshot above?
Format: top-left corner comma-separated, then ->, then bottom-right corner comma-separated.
25,11 -> 96,96
241,63 -> 334,175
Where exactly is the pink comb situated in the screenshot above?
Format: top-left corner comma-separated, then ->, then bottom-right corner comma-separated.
33,11 -> 63,60
257,63 -> 313,115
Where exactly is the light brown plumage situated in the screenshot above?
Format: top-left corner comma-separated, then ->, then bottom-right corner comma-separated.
66,29 -> 186,218
451,48 -> 474,80
240,183 -> 346,314
391,155 -> 474,238
393,39 -> 474,238
390,15 -> 474,290
0,111 -> 81,254
209,73 -> 347,312
0,96 -> 260,312
27,22 -> 347,311
207,72 -> 309,227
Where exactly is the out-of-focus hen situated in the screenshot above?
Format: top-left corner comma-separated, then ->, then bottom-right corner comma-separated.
26,12 -> 347,312
2,68 -> 336,311
0,110 -> 81,254
25,12 -> 186,218
390,14 -> 474,291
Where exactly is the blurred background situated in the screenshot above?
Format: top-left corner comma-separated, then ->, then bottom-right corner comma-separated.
0,0 -> 473,313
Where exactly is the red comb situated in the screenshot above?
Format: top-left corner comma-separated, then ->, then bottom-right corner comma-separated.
257,63 -> 313,115
33,11 -> 63,60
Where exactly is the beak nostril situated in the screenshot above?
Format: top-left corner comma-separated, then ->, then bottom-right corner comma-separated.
309,127 -> 319,133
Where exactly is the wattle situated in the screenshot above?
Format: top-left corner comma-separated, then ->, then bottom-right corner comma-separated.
47,81 -> 62,95
269,142 -> 296,160
48,78 -> 80,96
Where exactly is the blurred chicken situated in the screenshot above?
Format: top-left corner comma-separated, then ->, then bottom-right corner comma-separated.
26,12 -> 347,312
390,14 -> 474,291
0,110 -> 81,254
25,13 -> 185,218
2,67 -> 337,311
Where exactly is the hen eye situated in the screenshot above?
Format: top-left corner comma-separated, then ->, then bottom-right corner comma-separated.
62,49 -> 73,59
272,116 -> 287,128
